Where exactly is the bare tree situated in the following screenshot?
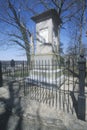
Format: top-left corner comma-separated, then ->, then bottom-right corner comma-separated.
66,0 -> 87,59
0,0 -> 34,63
0,0 -> 51,63
38,0 -> 87,55
0,0 -> 87,63
76,0 -> 87,54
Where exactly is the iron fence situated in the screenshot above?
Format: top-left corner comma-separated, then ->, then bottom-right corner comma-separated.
24,59 -> 79,117
1,61 -> 28,84
0,55 -> 87,121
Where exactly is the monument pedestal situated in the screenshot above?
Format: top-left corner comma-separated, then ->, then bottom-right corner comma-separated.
26,54 -> 65,89
25,9 -> 65,88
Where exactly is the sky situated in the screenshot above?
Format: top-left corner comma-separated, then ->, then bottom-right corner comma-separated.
0,0 -> 87,61
0,27 -> 69,61
0,0 -> 68,61
0,47 -> 27,61
0,26 -> 69,61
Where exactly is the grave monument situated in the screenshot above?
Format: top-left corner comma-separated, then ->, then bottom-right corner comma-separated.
31,9 -> 60,64
26,9 -> 64,87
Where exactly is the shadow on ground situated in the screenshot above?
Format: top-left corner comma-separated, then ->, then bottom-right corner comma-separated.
0,81 -> 23,130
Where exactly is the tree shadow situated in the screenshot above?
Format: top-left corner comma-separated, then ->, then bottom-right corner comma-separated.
36,104 -> 42,130
0,81 -> 23,130
70,91 -> 78,117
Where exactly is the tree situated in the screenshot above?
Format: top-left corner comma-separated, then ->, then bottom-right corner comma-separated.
39,0 -> 87,56
67,0 -> 87,57
0,0 -> 33,63
0,0 -> 52,62
0,0 -> 87,63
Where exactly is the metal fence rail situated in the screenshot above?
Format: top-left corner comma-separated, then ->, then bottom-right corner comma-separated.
0,55 -> 87,121
1,61 -> 28,84
23,58 -> 79,117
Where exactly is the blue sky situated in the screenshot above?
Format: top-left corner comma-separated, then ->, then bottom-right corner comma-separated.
0,46 -> 27,61
0,7 -> 69,60
0,28 -> 69,61
0,0 -> 46,61
0,32 -> 69,61
0,0 -> 87,61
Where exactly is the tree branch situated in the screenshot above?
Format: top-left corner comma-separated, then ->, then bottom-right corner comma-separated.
10,39 -> 26,50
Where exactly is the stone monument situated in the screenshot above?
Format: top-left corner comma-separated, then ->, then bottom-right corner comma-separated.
31,9 -> 60,64
25,9 -> 64,88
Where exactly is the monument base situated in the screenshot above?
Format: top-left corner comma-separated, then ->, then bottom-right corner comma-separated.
26,54 -> 65,89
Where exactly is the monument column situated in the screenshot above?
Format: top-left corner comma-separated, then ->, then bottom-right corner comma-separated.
31,9 -> 60,63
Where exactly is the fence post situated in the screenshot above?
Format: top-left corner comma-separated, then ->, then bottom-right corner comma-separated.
0,61 -> 3,87
78,54 -> 86,121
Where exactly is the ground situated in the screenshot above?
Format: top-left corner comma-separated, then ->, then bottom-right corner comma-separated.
0,80 -> 87,130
